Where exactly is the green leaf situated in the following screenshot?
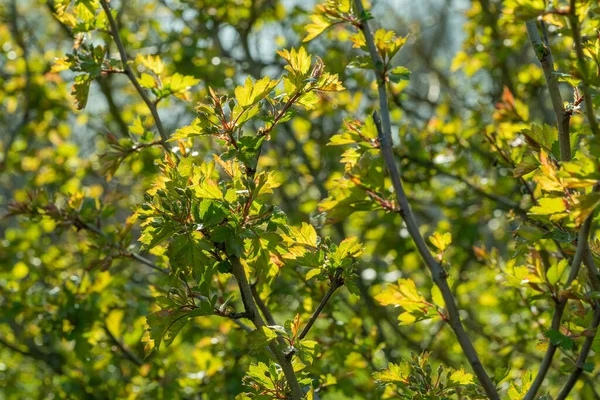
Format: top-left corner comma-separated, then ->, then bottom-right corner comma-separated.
237,135 -> 265,171
372,361 -> 410,384
546,259 -> 568,286
529,197 -> 566,216
431,285 -> 445,308
288,223 -> 318,249
430,232 -> 452,252
277,47 -> 311,77
234,76 -> 279,108
194,178 -> 223,200
545,329 -> 574,350
331,237 -> 363,264
72,74 -> 92,110
166,234 -> 212,276
572,192 -> 600,225
248,326 -> 278,351
449,368 -> 474,385
297,339 -> 321,365
303,14 -> 331,42
143,302 -> 213,357
244,362 -> 275,389
389,66 -> 411,82
139,73 -> 156,89
196,199 -> 227,226
305,268 -> 321,281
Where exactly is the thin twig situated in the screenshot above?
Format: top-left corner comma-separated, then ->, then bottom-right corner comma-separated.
399,153 -> 525,215
352,1 -> 499,397
250,283 -> 277,326
99,0 -> 169,146
104,325 -> 143,367
298,268 -> 344,341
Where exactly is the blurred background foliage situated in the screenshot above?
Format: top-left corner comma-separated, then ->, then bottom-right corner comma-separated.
0,0 -> 599,399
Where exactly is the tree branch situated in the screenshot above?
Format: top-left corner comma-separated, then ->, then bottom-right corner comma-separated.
569,0 -> 599,136
104,324 -> 143,367
524,213 -> 595,399
250,283 -> 277,326
99,0 -> 169,147
525,19 -> 571,161
298,268 -> 343,341
352,1 -> 499,397
230,257 -> 303,400
556,304 -> 600,400
2,0 -> 33,170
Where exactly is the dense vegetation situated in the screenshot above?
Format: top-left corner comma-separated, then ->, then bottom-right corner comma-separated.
1,0 -> 600,399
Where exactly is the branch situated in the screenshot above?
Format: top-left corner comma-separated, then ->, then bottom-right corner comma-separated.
555,229 -> 600,399
556,304 -> 600,400
130,252 -> 169,275
399,153 -> 525,216
230,257 -> 303,400
250,283 -> 277,326
99,0 -> 169,147
104,325 -> 143,367
0,335 -> 64,375
298,268 -> 344,341
0,337 -> 31,357
569,0 -> 599,136
352,1 -> 499,398
97,77 -> 130,137
525,19 -> 571,161
2,0 -> 33,170
524,213 -> 595,399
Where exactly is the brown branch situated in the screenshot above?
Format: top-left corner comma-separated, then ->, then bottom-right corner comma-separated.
99,0 -> 169,147
230,257 -> 303,400
353,1 -> 499,397
525,20 -> 571,161
569,0 -> 599,136
298,268 -> 344,341
2,0 -> 33,170
250,283 -> 277,326
104,325 -> 143,367
524,213 -> 595,399
556,304 -> 600,400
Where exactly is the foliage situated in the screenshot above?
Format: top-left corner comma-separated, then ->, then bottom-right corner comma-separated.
2,0 -> 600,399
